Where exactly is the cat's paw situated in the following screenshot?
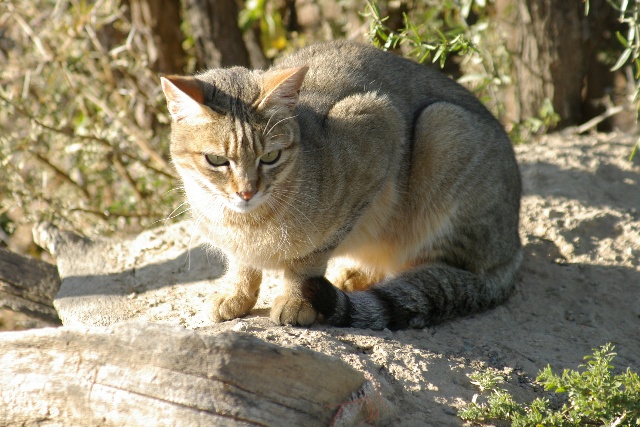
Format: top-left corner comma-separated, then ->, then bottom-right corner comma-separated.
210,293 -> 256,322
270,295 -> 317,326
334,268 -> 373,292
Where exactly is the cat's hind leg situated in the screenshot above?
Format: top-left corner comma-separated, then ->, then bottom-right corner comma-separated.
330,263 -> 383,292
303,101 -> 523,330
333,268 -> 372,292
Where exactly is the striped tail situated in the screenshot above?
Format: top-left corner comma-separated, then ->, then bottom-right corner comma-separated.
302,261 -> 519,330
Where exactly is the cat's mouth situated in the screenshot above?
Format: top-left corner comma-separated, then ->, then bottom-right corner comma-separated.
225,192 -> 265,214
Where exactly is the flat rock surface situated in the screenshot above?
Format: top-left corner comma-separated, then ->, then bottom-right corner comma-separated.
28,132 -> 640,425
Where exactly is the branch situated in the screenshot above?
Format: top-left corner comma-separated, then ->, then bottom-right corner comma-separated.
32,152 -> 91,199
69,207 -> 164,219
574,104 -> 626,134
0,92 -> 112,149
111,152 -> 145,201
0,93 -> 176,180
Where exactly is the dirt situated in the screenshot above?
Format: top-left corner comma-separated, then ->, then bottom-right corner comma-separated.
21,131 -> 640,425
205,131 -> 640,425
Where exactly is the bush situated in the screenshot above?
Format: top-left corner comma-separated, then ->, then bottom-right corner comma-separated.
0,0 -> 181,237
459,344 -> 640,426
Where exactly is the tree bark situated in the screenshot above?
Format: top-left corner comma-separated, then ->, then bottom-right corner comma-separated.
492,0 -> 618,128
0,247 -> 61,324
129,0 -> 187,74
183,0 -> 251,69
0,323 -> 378,426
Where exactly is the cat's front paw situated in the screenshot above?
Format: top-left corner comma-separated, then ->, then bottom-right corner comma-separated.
270,295 -> 317,326
210,293 -> 256,322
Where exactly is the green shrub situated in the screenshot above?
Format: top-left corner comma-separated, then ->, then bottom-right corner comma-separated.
459,344 -> 640,426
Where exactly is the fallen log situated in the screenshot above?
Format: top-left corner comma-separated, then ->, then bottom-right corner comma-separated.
0,322 -> 382,426
0,247 -> 61,324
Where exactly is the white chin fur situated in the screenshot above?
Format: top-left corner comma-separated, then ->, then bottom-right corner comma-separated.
225,195 -> 264,213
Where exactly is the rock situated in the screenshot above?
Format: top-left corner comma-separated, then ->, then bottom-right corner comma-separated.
33,221 -> 225,328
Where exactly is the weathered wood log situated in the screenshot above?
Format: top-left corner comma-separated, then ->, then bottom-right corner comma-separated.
0,247 -> 61,324
0,322 -> 381,426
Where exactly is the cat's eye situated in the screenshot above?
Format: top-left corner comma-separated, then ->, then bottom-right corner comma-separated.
260,150 -> 281,165
205,154 -> 229,167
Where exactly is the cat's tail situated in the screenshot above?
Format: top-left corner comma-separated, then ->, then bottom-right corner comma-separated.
302,254 -> 522,330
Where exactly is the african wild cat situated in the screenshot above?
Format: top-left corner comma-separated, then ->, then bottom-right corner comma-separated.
161,40 -> 522,330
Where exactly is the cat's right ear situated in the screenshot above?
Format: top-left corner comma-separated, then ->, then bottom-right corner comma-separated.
161,76 -> 212,125
257,66 -> 308,112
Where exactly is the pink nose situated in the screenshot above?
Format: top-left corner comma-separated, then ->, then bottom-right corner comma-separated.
237,191 -> 255,201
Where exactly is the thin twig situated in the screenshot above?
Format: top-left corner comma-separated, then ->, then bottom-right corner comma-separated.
111,152 -> 144,201
6,3 -> 54,61
32,152 -> 91,199
0,92 -> 112,148
69,206 -> 163,219
0,93 -> 176,179
574,104 -> 626,134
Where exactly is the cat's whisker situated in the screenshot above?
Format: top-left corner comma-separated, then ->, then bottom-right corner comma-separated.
163,201 -> 190,223
264,197 -> 290,259
264,114 -> 298,139
150,208 -> 192,227
264,195 -> 291,239
268,191 -> 317,248
164,208 -> 191,223
184,213 -> 206,270
262,105 -> 285,137
163,186 -> 187,197
275,186 -> 322,206
274,181 -> 323,207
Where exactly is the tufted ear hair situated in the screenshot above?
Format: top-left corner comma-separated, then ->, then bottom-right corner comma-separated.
161,76 -> 213,125
257,66 -> 308,112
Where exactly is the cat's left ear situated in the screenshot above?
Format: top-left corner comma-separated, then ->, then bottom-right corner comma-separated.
258,66 -> 308,112
161,75 -> 212,124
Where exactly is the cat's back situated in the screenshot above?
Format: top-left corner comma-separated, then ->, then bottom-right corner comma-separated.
276,40 -> 491,120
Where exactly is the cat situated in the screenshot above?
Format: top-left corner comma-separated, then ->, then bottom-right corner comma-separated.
161,40 -> 522,330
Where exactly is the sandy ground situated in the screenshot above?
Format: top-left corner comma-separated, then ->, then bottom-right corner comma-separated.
16,131 -> 640,425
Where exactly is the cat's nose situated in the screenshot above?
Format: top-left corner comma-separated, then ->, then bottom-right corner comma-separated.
237,191 -> 255,201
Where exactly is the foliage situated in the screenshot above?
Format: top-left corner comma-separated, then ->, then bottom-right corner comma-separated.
360,1 -> 514,129
459,344 -> 640,426
590,0 -> 640,158
0,0 -> 181,237
239,0 -> 288,58
363,0 -> 481,68
509,98 -> 561,144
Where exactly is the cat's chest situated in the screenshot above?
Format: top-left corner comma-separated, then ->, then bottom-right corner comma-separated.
208,217 -> 317,268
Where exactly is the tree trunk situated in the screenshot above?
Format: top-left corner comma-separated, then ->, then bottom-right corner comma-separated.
492,0 -> 618,128
129,0 -> 187,74
183,0 -> 251,69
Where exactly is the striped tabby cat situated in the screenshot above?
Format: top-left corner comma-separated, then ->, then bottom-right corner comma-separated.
161,41 -> 522,330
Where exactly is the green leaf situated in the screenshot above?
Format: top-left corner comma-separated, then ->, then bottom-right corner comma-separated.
616,30 -> 630,48
630,140 -> 638,161
611,48 -> 632,71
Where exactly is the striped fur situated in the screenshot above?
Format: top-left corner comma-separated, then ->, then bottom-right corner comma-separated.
162,40 -> 522,330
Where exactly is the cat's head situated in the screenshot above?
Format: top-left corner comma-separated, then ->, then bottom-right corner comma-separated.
161,66 -> 308,215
